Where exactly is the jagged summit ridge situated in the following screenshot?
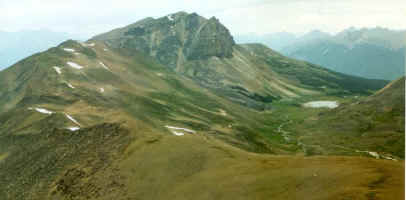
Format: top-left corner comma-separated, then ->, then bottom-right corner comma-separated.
92,11 -> 235,68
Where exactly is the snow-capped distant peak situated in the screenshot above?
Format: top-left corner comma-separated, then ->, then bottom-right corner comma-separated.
67,62 -> 83,69
53,66 -> 62,74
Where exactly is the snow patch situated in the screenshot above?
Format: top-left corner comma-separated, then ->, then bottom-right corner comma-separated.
66,83 -> 75,89
382,155 -> 397,161
172,131 -> 184,136
103,48 -> 108,51
29,107 -> 54,115
219,109 -> 227,116
53,66 -> 62,74
100,88 -> 105,93
303,101 -> 339,109
64,113 -> 81,126
367,151 -> 380,159
63,48 -> 75,52
356,150 -> 382,160
81,42 -> 95,47
99,61 -> 111,71
67,62 -> 83,69
67,127 -> 80,131
165,125 -> 195,136
167,15 -> 174,21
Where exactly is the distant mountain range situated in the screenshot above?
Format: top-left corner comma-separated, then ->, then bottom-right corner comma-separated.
0,30 -> 85,70
236,27 -> 405,80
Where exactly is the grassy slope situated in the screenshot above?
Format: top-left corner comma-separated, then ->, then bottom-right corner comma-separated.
259,77 -> 405,159
0,39 -> 403,200
1,123 -> 403,200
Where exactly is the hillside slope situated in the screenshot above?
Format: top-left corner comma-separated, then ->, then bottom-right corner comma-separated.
0,12 -> 403,200
285,77 -> 405,158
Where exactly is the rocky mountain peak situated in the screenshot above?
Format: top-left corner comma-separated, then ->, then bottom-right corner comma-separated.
92,11 -> 235,68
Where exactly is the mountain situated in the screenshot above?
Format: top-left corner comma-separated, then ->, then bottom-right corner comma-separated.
0,30 -> 84,70
237,28 -> 405,80
92,12 -> 387,110
0,12 -> 403,200
281,28 -> 406,80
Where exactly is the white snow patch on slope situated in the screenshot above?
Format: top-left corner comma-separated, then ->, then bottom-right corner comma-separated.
29,107 -> 54,115
64,113 -> 81,126
368,151 -> 380,159
81,42 -> 95,47
100,88 -> 105,93
66,83 -> 75,89
63,48 -> 75,52
67,127 -> 80,131
356,150 -> 382,159
67,62 -> 83,69
172,131 -> 184,136
53,66 -> 62,74
303,101 -> 339,109
167,15 -> 174,21
99,61 -> 111,71
165,125 -> 195,136
103,48 -> 108,51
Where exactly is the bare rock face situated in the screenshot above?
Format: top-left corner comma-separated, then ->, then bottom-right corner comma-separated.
184,16 -> 235,60
93,12 -> 235,68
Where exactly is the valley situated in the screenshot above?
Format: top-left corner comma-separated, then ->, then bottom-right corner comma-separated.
0,11 -> 403,200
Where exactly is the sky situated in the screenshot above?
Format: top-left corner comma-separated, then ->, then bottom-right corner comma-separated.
1,0 -> 405,38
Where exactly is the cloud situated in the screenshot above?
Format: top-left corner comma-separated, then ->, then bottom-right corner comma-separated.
0,0 -> 405,37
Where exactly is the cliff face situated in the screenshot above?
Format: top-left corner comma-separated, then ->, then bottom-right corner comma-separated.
184,16 -> 235,60
93,12 -> 235,69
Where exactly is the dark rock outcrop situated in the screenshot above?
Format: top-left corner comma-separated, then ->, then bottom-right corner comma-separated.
93,12 -> 235,68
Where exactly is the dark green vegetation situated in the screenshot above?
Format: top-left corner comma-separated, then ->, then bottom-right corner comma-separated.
0,12 -> 403,200
261,77 -> 405,158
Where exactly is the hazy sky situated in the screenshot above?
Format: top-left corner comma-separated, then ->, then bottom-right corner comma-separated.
1,0 -> 405,37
